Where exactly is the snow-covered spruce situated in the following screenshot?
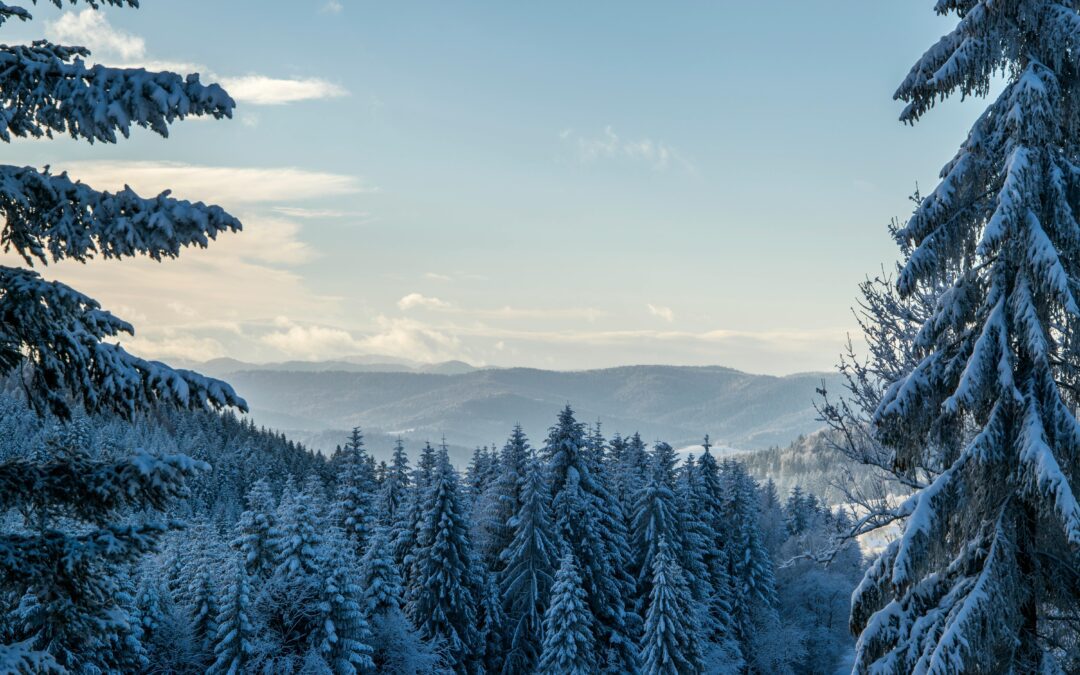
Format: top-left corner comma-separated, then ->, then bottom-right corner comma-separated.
851,2 -> 1080,673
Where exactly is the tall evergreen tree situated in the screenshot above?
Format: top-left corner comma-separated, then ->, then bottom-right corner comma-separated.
851,2 -> 1080,672
543,405 -> 638,673
274,474 -> 325,579
631,441 -> 683,604
0,4 -> 246,666
537,551 -> 594,675
230,478 -> 278,579
208,561 -> 255,675
377,438 -> 410,527
333,427 -> 375,554
311,536 -> 375,675
474,424 -> 532,571
408,444 -> 479,672
499,459 -> 559,674
638,537 -> 704,675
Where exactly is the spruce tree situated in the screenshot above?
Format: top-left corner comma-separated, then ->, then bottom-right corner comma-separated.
408,444 -> 479,671
638,537 -> 704,675
208,560 -> 255,675
474,424 -> 531,571
358,526 -> 402,617
377,438 -> 410,527
0,6 -> 247,668
852,2 -> 1080,672
631,441 -> 683,604
311,536 -> 375,675
543,405 -> 638,673
499,459 -> 559,674
230,478 -> 278,579
537,551 -> 595,675
333,427 -> 375,554
274,474 -> 325,579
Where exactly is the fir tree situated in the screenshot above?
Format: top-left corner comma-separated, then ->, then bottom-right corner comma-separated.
0,6 -> 246,655
851,2 -> 1080,672
408,444 -> 479,671
274,474 -> 325,579
499,459 -> 559,674
474,424 -> 532,572
333,427 -> 375,553
358,526 -> 402,617
230,478 -> 278,579
543,405 -> 638,673
537,551 -> 594,675
638,537 -> 704,675
377,438 -> 410,527
208,560 -> 255,675
311,536 -> 375,675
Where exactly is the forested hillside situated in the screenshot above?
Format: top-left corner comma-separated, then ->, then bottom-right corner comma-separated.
0,391 -> 862,673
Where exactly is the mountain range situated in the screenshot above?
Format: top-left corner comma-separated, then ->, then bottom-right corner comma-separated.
180,357 -> 843,459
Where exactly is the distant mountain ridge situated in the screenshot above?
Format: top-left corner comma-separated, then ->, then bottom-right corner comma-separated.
190,359 -> 843,456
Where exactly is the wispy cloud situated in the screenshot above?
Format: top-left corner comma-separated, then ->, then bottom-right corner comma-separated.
647,303 -> 675,322
218,75 -> 347,105
46,10 -> 348,106
272,206 -> 368,219
561,126 -> 694,172
63,161 -> 372,208
320,0 -> 344,14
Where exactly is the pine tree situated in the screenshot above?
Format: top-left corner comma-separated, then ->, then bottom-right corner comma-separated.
333,427 -> 375,553
230,478 -> 278,579
274,474 -> 326,579
408,444 -> 479,671
377,438 -> 410,527
208,561 -> 255,675
311,536 -> 375,675
537,551 -> 594,675
720,460 -> 778,660
543,405 -> 638,673
638,537 -> 704,675
474,424 -> 532,571
499,459 -> 559,674
631,441 -> 683,604
851,3 -> 1080,672
358,526 -> 402,617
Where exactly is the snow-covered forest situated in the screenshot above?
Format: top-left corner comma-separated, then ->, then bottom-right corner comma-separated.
2,0 -> 1080,673
0,392 -> 861,673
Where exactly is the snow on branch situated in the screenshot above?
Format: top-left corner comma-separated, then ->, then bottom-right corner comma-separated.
0,164 -> 241,264
0,266 -> 247,418
0,40 -> 233,143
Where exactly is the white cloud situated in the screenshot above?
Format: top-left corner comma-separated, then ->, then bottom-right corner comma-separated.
563,126 -> 693,172
357,316 -> 465,363
45,11 -> 347,106
424,272 -> 453,282
217,76 -> 348,105
647,303 -> 675,322
260,322 -> 365,360
47,9 -> 146,60
398,293 -> 452,311
320,0 -> 344,14
62,161 -> 372,208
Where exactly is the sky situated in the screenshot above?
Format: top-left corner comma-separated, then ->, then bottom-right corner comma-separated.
1,1 -> 986,375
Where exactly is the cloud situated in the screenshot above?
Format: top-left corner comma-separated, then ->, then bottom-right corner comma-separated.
62,161 -> 372,208
398,293 -> 452,311
562,126 -> 693,172
47,9 -> 146,60
647,303 -> 675,322
424,272 -> 453,282
320,0 -> 344,14
272,206 -> 367,219
259,322 -> 364,360
217,76 -> 348,105
45,11 -> 347,106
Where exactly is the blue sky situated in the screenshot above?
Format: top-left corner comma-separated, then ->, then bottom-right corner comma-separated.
3,1 -> 982,374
